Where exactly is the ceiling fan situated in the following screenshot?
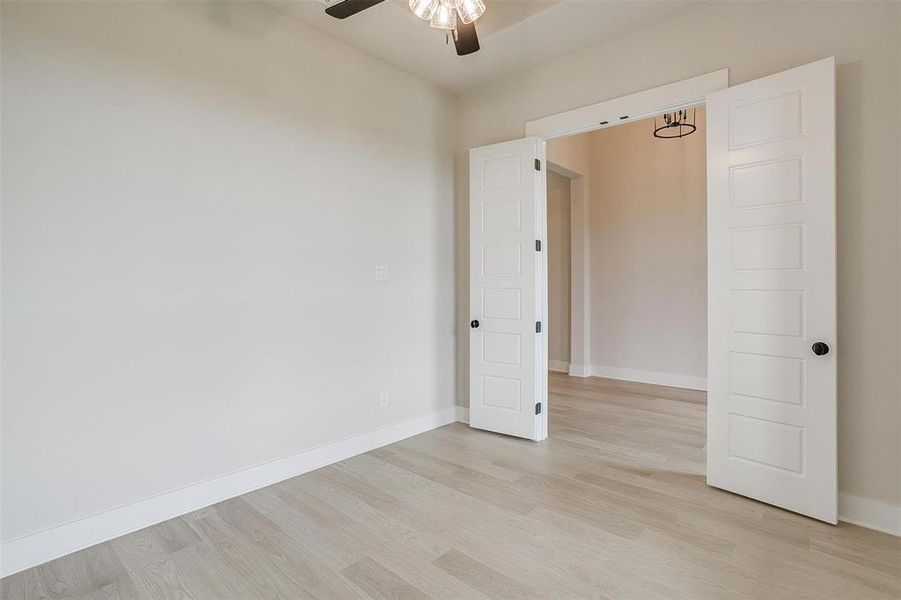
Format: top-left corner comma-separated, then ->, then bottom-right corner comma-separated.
321,0 -> 483,56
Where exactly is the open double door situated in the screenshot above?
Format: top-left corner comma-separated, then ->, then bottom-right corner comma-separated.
468,58 -> 838,524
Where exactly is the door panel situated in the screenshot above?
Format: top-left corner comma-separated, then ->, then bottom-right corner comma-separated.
469,137 -> 547,441
707,57 -> 836,523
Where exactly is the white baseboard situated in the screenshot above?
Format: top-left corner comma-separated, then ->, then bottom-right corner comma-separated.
0,406 -> 459,578
567,364 -> 591,377
455,406 -> 470,424
839,492 -> 901,537
589,365 -> 707,391
548,360 -> 570,373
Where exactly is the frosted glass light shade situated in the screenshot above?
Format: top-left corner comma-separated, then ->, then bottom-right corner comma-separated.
409,0 -> 438,20
457,0 -> 485,23
429,2 -> 456,29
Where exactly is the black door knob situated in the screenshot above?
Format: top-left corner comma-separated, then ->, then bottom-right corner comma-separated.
470,320 -> 480,329
812,342 -> 830,356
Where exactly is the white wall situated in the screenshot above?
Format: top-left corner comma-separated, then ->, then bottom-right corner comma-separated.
1,1 -> 456,545
456,1 -> 901,511
546,171 -> 571,367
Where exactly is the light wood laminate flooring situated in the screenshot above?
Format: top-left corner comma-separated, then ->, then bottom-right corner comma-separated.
3,372 -> 899,599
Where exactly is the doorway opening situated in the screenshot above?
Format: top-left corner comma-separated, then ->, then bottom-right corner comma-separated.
545,109 -> 709,394
543,109 -> 709,486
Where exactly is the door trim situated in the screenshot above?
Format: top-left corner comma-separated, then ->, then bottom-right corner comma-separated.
521,69 -> 728,444
525,69 -> 729,140
546,160 -> 589,376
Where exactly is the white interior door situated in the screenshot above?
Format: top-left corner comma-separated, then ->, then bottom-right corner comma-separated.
469,137 -> 547,441
707,57 -> 837,523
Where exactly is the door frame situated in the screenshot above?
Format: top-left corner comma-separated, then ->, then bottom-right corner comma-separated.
545,161 -> 587,377
525,69 -> 729,140
521,68 -> 729,438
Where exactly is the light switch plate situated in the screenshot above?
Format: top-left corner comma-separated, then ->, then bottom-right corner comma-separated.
374,265 -> 388,281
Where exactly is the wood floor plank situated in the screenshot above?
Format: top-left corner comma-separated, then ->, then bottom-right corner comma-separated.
167,545 -> 247,599
343,453 -> 673,598
188,514 -> 316,599
432,548 -> 536,599
147,517 -> 203,556
3,372 -> 898,599
809,528 -> 901,576
244,485 -> 365,570
0,564 -> 50,600
108,528 -> 196,600
296,468 -> 453,562
216,495 -> 370,599
341,557 -> 429,600
371,446 -> 539,517
32,541 -> 130,599
77,575 -> 145,600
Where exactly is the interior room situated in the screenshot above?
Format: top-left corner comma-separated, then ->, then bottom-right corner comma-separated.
2,1 -> 899,598
543,109 -> 709,483
545,109 -> 707,389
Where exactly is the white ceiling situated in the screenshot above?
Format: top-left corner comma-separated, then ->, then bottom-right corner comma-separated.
271,0 -> 702,93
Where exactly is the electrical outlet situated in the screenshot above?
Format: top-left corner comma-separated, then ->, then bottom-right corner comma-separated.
374,264 -> 388,281
379,390 -> 390,407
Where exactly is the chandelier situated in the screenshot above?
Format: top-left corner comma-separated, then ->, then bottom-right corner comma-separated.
653,108 -> 697,139
409,0 -> 486,30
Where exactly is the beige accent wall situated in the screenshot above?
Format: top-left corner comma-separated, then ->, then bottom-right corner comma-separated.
897,4 -> 901,505
588,111 -> 707,380
456,1 -> 901,508
547,133 -> 592,372
547,133 -> 591,176
546,170 -> 571,365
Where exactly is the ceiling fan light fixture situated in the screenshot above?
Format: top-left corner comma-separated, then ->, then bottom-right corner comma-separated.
429,1 -> 457,30
409,0 -> 438,20
456,0 -> 485,24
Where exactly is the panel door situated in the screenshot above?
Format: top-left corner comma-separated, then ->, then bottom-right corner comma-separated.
707,57 -> 837,523
469,137 -> 547,441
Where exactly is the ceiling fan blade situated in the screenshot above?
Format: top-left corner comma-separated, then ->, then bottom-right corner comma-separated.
324,0 -> 387,19
454,20 -> 480,56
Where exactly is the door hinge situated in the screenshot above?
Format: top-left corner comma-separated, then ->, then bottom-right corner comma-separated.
534,158 -> 541,171
535,402 -> 542,415
535,321 -> 542,333
535,239 -> 542,251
